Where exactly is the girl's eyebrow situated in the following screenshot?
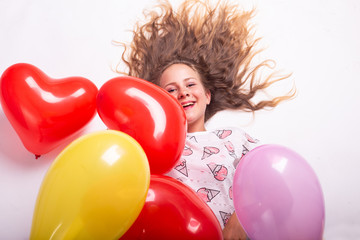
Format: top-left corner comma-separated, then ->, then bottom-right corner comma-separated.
162,82 -> 176,88
163,77 -> 197,88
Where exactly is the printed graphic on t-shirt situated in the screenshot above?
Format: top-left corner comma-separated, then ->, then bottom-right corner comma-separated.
207,162 -> 228,181
214,129 -> 232,139
220,211 -> 232,226
189,136 -> 198,143
201,146 -> 220,160
197,187 -> 220,202
183,146 -> 193,156
224,141 -> 238,160
229,186 -> 233,200
242,144 -> 249,156
174,159 -> 188,177
245,132 -> 258,143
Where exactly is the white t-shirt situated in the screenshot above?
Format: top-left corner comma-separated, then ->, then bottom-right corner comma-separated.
166,127 -> 259,228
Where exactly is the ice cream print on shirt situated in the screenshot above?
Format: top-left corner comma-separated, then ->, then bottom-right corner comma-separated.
174,159 -> 188,177
229,186 -> 233,200
189,135 -> 198,143
202,146 -> 220,160
197,187 -> 220,202
242,144 -> 249,156
224,141 -> 238,160
173,146 -> 193,177
214,129 -> 232,139
183,146 -> 193,156
245,132 -> 259,143
207,162 -> 228,181
220,211 -> 232,226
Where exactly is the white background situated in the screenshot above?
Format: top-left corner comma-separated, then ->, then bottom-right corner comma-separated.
0,0 -> 359,239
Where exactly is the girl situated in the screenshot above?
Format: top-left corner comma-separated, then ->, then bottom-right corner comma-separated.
117,0 -> 295,239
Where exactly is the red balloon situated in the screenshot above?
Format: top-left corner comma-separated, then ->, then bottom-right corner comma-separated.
97,76 -> 187,174
121,175 -> 223,240
0,63 -> 98,156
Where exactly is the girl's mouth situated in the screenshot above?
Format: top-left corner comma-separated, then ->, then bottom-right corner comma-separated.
182,102 -> 195,110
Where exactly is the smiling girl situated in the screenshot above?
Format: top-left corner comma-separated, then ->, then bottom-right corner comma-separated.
117,0 -> 295,238
160,63 -> 211,133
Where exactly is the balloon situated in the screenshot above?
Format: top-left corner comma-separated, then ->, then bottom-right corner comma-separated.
121,175 -> 223,240
233,144 -> 325,240
97,76 -> 187,174
0,63 -> 98,156
30,130 -> 150,240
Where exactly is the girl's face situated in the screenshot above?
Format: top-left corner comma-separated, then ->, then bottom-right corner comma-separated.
159,64 -> 211,133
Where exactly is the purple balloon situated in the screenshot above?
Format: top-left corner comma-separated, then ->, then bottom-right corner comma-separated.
233,144 -> 325,240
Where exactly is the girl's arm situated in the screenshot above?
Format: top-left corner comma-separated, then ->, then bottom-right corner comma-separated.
222,212 -> 247,240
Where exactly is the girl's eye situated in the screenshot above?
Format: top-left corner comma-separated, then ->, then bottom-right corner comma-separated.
187,83 -> 195,87
167,88 -> 176,93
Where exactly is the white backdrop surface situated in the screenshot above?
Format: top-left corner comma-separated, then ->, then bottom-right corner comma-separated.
1,0 -> 359,239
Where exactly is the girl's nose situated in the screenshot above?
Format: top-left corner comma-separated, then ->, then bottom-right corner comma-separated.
178,88 -> 190,99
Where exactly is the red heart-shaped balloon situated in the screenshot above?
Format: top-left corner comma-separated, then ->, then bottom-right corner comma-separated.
97,76 -> 187,174
0,63 -> 98,156
121,175 -> 223,240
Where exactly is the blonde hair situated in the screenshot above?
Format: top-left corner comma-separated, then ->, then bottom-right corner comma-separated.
117,0 -> 295,121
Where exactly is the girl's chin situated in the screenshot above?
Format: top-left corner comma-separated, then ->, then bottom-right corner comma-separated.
184,115 -> 193,123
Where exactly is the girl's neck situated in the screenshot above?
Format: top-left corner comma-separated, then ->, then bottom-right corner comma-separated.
187,122 -> 206,133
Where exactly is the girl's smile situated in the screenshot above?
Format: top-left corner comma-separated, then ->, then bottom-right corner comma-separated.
181,100 -> 195,110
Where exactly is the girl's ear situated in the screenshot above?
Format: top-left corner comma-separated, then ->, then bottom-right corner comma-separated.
206,89 -> 211,105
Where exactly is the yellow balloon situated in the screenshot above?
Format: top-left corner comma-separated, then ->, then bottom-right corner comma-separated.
30,130 -> 150,240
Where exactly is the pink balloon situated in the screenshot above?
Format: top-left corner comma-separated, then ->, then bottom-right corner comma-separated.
233,144 -> 325,240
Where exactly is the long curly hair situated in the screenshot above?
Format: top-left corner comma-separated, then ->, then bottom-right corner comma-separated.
116,0 -> 295,121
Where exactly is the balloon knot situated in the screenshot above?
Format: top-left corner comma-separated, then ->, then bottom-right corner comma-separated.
35,154 -> 41,159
